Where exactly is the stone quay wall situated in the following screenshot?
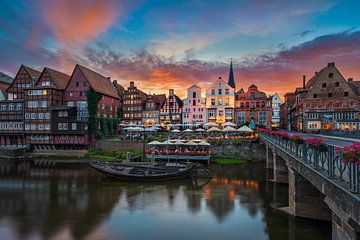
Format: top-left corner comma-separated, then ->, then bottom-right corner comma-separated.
210,140 -> 266,161
95,140 -> 143,151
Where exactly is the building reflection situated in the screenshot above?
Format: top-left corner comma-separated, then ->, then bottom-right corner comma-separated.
0,164 -> 121,240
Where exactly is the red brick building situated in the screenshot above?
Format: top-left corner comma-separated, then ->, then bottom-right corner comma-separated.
0,65 -> 41,147
234,85 -> 271,128
122,81 -> 148,125
288,63 -> 360,132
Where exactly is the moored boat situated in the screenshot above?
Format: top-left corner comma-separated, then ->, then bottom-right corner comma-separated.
89,161 -> 198,181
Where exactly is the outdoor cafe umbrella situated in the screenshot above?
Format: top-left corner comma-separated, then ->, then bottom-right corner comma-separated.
197,141 -> 211,146
171,129 -> 181,133
185,141 -> 198,146
122,126 -> 135,131
148,141 -> 162,145
223,122 -> 237,127
195,128 -> 206,132
204,122 -> 218,127
237,126 -> 254,133
183,128 -> 194,133
222,126 -> 237,132
207,127 -> 221,132
128,126 -> 145,132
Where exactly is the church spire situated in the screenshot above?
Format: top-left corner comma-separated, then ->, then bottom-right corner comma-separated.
228,60 -> 235,89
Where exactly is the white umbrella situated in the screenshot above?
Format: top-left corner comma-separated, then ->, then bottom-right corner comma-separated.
174,140 -> 185,145
237,126 -> 254,133
129,126 -> 144,132
197,141 -> 211,146
207,127 -> 221,132
183,128 -> 193,133
204,122 -> 218,127
195,128 -> 205,132
222,126 -> 237,132
162,140 -> 175,145
171,129 -> 181,133
122,126 -> 135,131
148,141 -> 162,145
185,141 -> 198,146
223,122 -> 237,127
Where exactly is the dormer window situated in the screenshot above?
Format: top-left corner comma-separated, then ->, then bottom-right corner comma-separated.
322,83 -> 326,88
329,73 -> 333,78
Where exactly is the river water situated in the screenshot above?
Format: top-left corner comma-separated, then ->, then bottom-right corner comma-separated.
0,161 -> 331,240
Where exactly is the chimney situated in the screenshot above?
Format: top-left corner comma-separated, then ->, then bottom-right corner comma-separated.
302,75 -> 306,89
328,62 -> 335,67
348,78 -> 353,82
130,81 -> 134,87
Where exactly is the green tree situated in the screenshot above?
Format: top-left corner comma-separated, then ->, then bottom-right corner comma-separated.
87,88 -> 102,139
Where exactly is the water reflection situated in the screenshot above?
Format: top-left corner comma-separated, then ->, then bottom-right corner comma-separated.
0,161 -> 331,240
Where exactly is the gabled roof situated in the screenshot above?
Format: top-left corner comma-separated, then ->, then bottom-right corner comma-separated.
188,85 -> 200,90
42,67 -> 71,90
112,80 -> 125,100
236,88 -> 244,94
236,84 -> 267,99
76,64 -> 119,99
305,68 -> 325,89
348,81 -> 360,96
153,94 -> 166,107
175,95 -> 184,107
23,65 -> 41,80
0,72 -> 13,84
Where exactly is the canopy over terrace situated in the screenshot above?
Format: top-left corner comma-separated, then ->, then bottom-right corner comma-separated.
146,140 -> 211,162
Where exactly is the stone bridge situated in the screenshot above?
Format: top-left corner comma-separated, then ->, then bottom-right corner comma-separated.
259,132 -> 360,240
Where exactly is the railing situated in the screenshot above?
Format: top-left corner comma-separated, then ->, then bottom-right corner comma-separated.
259,132 -> 360,194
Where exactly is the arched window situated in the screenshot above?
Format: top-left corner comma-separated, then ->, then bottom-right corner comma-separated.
329,73 -> 333,78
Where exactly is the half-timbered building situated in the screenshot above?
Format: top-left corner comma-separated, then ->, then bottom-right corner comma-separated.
160,89 -> 183,125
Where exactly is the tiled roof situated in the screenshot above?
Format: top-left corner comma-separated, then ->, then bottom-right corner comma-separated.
348,81 -> 360,96
174,95 -> 184,107
305,68 -> 326,89
0,72 -> 13,84
113,80 -> 125,100
23,65 -> 41,80
77,65 -> 119,99
153,94 -> 166,108
44,67 -> 71,90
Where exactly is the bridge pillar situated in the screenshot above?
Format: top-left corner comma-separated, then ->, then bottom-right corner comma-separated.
288,167 -> 331,221
273,151 -> 288,184
326,198 -> 360,240
265,145 -> 273,169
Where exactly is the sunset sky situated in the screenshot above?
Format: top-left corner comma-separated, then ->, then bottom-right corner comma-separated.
1,0 -> 360,98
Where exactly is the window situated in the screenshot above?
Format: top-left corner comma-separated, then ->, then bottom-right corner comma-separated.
211,90 -> 215,95
192,92 -> 196,98
335,82 -> 339,87
328,93 -> 333,98
246,102 -> 249,107
218,98 -> 223,105
256,102 -> 260,107
225,97 -> 229,105
344,92 -> 349,97
218,89 -> 222,95
251,93 -> 255,99
211,98 -> 215,106
225,89 -> 229,95
193,99 -> 196,106
76,82 -> 79,87
240,102 -> 244,108
71,123 -> 77,130
45,113 -> 50,119
69,92 -> 74,97
237,111 -> 245,125
313,94 -> 317,98
67,101 -> 75,107
329,73 -> 333,78
322,83 -> 326,88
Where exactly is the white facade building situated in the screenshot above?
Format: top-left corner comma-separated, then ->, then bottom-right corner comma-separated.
205,77 -> 235,124
182,85 -> 206,128
271,93 -> 282,128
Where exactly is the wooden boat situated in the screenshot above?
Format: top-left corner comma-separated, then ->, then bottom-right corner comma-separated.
89,161 -> 198,181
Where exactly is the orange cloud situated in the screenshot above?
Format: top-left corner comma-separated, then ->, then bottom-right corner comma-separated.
41,0 -> 120,44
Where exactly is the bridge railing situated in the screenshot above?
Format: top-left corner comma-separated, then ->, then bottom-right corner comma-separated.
259,132 -> 360,194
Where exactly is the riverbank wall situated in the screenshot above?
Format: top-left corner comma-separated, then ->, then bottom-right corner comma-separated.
95,140 -> 143,151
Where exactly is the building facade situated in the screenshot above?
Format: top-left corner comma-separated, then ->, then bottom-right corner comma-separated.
287,63 -> 360,132
23,67 -> 70,147
160,89 -> 183,125
0,65 -> 41,148
205,77 -> 235,124
280,92 -> 295,130
122,81 -> 147,125
271,93 -> 282,128
234,85 -> 271,128
182,85 -> 206,128
142,94 -> 166,126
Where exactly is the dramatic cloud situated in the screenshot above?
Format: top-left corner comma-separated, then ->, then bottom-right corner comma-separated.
41,0 -> 121,44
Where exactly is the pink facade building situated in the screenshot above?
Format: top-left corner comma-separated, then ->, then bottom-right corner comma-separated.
183,85 -> 206,127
